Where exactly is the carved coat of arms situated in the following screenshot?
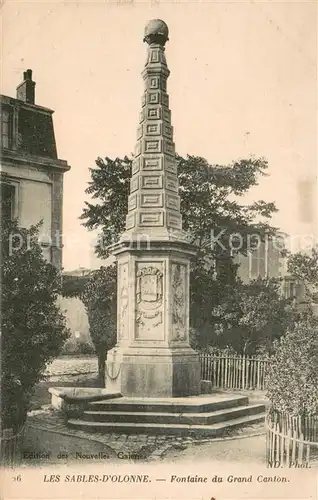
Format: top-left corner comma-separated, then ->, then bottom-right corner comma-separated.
136,266 -> 163,307
136,266 -> 163,331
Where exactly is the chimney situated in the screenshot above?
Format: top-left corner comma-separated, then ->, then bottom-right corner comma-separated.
16,69 -> 36,104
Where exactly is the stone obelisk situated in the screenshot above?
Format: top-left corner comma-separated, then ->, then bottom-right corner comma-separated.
106,19 -> 201,397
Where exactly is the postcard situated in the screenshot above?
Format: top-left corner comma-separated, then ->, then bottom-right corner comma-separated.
1,1 -> 317,499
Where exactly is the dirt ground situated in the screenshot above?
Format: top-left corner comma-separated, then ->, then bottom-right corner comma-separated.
163,434 -> 266,464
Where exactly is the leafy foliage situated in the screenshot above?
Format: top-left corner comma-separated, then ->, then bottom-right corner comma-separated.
192,277 -> 291,354
62,274 -> 88,299
80,154 -> 278,261
61,339 -> 95,355
287,247 -> 318,303
266,314 -> 318,416
81,265 -> 117,386
80,156 -> 131,257
1,218 -> 69,431
231,278 -> 291,354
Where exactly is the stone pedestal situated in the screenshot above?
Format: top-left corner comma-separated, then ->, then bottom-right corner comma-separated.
105,348 -> 123,394
106,239 -> 201,397
106,346 -> 200,398
120,348 -> 200,397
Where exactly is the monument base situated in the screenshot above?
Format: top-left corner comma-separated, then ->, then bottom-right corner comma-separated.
106,346 -> 201,397
67,392 -> 266,437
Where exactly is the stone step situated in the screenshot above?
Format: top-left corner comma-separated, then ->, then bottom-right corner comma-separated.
83,404 -> 265,425
68,413 -> 266,437
89,394 -> 249,414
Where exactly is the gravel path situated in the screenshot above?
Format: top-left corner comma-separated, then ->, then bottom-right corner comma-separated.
162,434 -> 266,464
44,355 -> 97,377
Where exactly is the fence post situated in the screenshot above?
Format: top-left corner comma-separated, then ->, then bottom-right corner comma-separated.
199,352 -> 272,391
242,354 -> 245,390
266,411 -> 317,468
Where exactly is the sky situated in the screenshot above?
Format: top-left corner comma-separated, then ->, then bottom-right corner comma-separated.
2,0 -> 317,270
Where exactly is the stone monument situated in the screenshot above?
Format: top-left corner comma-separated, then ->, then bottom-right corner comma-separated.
53,20 -> 265,436
106,19 -> 201,398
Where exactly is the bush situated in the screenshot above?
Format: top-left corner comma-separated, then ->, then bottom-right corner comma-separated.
266,313 -> 318,416
191,276 -> 291,355
61,340 -> 95,355
81,265 -> 117,386
1,219 -> 69,432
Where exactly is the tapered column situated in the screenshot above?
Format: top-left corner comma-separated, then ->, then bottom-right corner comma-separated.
106,20 -> 201,397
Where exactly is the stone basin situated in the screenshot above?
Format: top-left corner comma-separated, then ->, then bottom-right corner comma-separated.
48,387 -> 121,415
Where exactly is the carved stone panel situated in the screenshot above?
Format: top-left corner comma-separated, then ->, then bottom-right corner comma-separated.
143,156 -> 163,171
130,176 -> 139,192
139,212 -> 164,226
163,139 -> 175,156
161,93 -> 169,107
141,174 -> 163,189
139,109 -> 145,124
150,48 -> 160,63
135,141 -> 141,156
135,263 -> 164,340
147,92 -> 160,104
166,194 -> 180,211
128,194 -> 137,211
136,125 -> 142,139
163,123 -> 173,139
126,213 -> 135,229
165,175 -> 178,192
147,107 -> 161,120
145,123 -> 161,136
118,263 -> 129,340
167,212 -> 182,229
144,139 -> 162,153
164,157 -> 177,174
171,263 -> 187,341
149,76 -> 160,89
140,193 -> 163,207
132,157 -> 141,174
163,108 -> 171,123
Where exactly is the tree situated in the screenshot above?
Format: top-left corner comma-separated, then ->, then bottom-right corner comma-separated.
81,155 -> 280,343
1,218 -> 69,432
192,277 -> 291,354
62,274 -> 88,299
287,247 -> 318,303
80,155 -> 278,261
225,278 -> 291,354
266,313 -> 318,416
81,265 -> 117,386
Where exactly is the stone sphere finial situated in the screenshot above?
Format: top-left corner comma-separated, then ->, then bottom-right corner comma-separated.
143,19 -> 169,46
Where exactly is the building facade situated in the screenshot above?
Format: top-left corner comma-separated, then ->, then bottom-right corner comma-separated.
235,236 -> 309,305
0,69 -> 70,268
235,237 -> 284,283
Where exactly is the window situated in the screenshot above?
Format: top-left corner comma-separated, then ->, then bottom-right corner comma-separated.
282,280 -> 297,299
249,243 -> 266,279
1,107 -> 13,149
1,182 -> 16,223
